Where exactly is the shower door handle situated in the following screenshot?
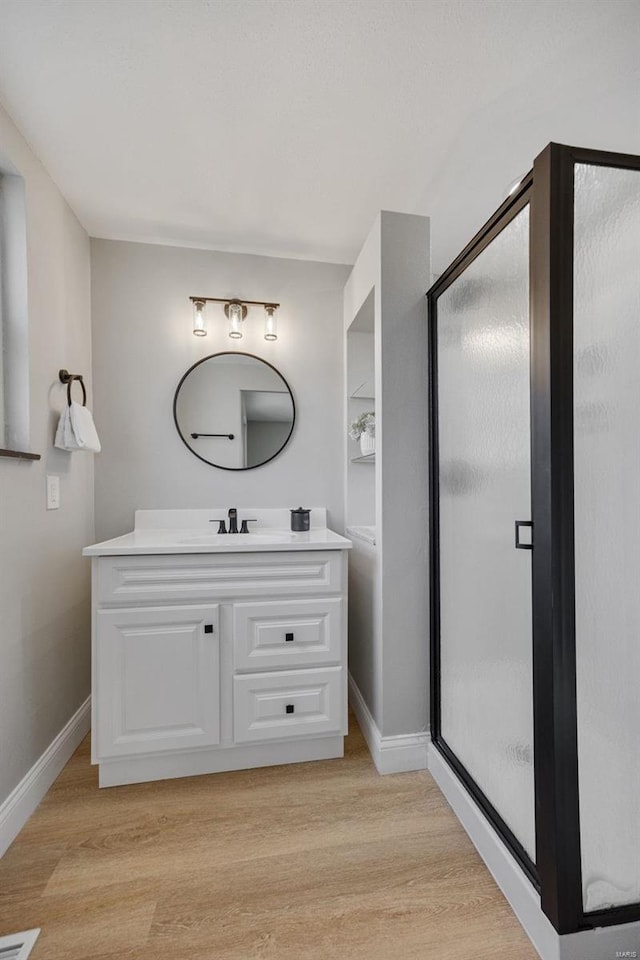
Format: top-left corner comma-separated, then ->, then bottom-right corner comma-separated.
515,520 -> 533,550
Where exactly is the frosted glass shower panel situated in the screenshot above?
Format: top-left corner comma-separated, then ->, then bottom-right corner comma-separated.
574,163 -> 640,912
437,206 -> 535,860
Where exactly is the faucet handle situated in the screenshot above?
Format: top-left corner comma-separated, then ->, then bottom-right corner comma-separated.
240,519 -> 257,534
209,519 -> 227,534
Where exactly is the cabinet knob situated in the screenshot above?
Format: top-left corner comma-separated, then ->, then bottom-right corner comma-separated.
204,624 -> 214,634
285,704 -> 295,714
285,632 -> 294,642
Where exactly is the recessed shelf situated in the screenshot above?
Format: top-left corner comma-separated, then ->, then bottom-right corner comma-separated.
346,525 -> 376,546
351,453 -> 375,464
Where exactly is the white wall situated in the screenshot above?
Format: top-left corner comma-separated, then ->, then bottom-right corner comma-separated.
0,103 -> 93,806
90,239 -> 349,541
379,212 -> 431,737
344,211 -> 431,741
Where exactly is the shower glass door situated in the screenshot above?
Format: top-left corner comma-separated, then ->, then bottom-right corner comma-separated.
431,196 -> 535,871
573,161 -> 640,914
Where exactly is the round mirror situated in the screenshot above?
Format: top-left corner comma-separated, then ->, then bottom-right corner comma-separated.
174,352 -> 295,470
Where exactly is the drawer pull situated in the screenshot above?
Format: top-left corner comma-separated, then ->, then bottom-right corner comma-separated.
204,624 -> 214,634
285,632 -> 294,642
285,704 -> 295,714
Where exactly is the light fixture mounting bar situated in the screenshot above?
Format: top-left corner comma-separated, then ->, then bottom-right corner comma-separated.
189,296 -> 280,308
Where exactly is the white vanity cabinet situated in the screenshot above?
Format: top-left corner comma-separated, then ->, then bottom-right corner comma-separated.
86,516 -> 350,788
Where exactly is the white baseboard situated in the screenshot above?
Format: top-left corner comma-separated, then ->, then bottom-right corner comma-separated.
428,742 -> 640,960
348,673 -> 428,775
0,696 -> 91,858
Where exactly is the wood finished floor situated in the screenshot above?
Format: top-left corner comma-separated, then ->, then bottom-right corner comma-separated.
0,717 -> 538,959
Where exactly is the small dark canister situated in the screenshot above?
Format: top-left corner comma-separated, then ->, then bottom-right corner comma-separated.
290,507 -> 311,532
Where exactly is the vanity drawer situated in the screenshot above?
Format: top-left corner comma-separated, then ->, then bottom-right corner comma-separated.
96,551 -> 344,605
233,667 -> 344,743
234,598 -> 342,671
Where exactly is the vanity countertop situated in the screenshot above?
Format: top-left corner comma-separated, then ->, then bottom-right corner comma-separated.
83,508 -> 352,556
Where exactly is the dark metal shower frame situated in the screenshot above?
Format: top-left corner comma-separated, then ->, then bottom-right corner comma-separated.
428,142 -> 640,937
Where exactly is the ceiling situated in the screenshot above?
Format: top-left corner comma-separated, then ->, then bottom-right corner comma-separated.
0,0 -> 638,273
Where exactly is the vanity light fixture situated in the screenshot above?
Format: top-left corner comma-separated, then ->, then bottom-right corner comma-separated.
264,304 -> 278,341
225,300 -> 247,339
192,299 -> 207,337
188,296 -> 280,341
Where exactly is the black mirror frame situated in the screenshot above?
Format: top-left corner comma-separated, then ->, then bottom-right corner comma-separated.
173,350 -> 296,471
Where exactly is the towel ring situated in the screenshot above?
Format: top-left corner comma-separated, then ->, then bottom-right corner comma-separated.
59,369 -> 87,407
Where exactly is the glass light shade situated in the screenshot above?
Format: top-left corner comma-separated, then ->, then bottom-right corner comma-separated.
192,300 -> 207,337
264,305 -> 278,341
228,302 -> 244,339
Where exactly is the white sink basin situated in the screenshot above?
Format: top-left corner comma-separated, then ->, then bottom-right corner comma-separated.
175,532 -> 292,545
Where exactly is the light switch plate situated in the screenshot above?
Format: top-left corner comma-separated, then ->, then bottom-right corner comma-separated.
46,475 -> 60,510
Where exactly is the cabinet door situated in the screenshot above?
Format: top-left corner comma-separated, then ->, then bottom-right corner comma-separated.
95,605 -> 220,758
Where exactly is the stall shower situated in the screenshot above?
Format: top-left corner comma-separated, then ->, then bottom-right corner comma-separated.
427,143 -> 640,958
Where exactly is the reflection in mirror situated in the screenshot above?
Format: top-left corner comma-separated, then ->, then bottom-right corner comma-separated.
174,352 -> 295,470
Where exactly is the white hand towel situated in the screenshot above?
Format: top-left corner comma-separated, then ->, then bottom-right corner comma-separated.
69,401 -> 101,452
54,406 -> 79,451
54,402 -> 101,452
